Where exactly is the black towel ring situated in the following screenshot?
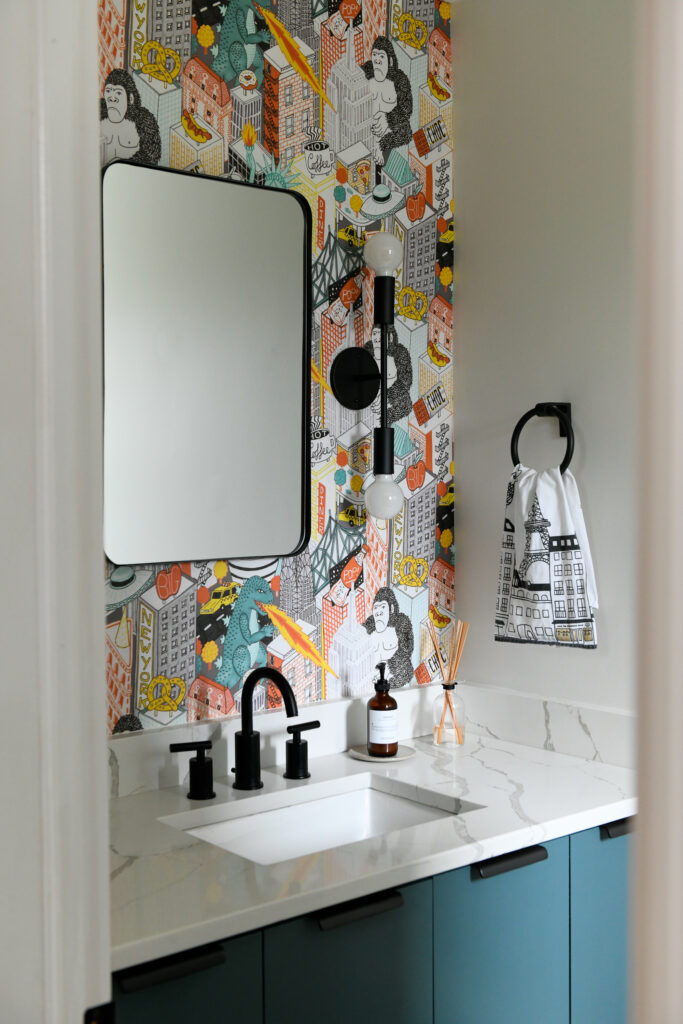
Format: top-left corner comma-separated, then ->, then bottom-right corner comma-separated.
510,403 -> 574,474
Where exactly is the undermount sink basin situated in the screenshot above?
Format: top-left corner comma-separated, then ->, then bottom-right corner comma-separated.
160,772 -> 480,866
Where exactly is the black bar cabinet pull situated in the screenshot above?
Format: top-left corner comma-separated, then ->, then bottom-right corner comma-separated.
317,889 -> 404,930
600,816 -> 634,840
474,844 -> 548,880
118,943 -> 225,992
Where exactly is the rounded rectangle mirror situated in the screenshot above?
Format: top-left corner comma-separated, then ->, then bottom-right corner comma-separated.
102,162 -> 311,564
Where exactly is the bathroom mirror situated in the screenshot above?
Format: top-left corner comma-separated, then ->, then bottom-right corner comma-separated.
102,162 -> 311,565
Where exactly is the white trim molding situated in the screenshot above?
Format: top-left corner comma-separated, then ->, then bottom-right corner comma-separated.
633,0 -> 683,1019
0,0 -> 110,1020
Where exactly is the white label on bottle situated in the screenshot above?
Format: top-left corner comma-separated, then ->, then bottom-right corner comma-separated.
368,708 -> 398,745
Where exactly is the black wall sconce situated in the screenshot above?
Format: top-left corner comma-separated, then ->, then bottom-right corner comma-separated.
329,229 -> 403,519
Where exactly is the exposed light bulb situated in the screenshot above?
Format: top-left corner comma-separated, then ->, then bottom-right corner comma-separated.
364,231 -> 403,276
365,474 -> 403,520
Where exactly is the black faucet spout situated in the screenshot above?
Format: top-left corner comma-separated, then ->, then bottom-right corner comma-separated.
233,667 -> 299,790
240,667 -> 298,735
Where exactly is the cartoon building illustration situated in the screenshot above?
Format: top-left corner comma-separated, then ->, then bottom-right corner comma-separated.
170,114 -> 224,175
419,81 -> 452,146
364,515 -> 390,609
187,675 -> 235,721
399,0 -> 436,41
322,583 -> 366,668
128,0 -> 192,74
98,0 -> 453,733
291,153 -> 335,254
418,347 -> 452,414
228,136 -> 268,184
135,71 -> 182,168
381,150 -> 419,205
363,0 -> 389,62
328,595 -> 376,698
279,549 -> 317,623
264,39 -> 315,164
183,57 -> 233,162
394,582 -> 430,664
409,125 -> 452,213
397,468 -> 439,565
429,557 -> 455,615
394,39 -> 428,134
337,142 -> 372,195
310,452 -> 337,542
320,14 -> 364,132
233,680 -> 267,716
278,0 -> 317,53
267,620 -> 323,705
325,29 -> 374,154
136,572 -> 197,709
428,27 -> 451,90
407,420 -> 432,473
548,535 -> 595,645
321,297 -> 364,426
98,0 -> 126,89
231,83 -> 263,143
427,294 -> 453,353
336,420 -> 372,475
105,611 -> 133,732
393,197 -> 438,305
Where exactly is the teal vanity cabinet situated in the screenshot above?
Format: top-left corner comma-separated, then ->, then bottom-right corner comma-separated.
570,821 -> 632,1023
263,880 -> 433,1024
112,931 -> 263,1024
434,837 -> 570,1024
110,821 -> 632,1024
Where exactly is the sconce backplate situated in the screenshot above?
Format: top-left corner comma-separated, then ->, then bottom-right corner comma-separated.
329,347 -> 381,411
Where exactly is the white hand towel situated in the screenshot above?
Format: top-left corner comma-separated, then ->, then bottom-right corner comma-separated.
494,465 -> 598,648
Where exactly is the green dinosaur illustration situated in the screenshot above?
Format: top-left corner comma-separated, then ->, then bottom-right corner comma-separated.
212,0 -> 271,88
216,575 -> 276,691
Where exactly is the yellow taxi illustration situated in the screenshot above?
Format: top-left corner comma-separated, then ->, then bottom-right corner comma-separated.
339,506 -> 367,527
338,225 -> 367,248
439,482 -> 454,507
199,582 -> 240,616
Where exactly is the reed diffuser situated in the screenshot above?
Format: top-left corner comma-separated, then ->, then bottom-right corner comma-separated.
429,619 -> 469,746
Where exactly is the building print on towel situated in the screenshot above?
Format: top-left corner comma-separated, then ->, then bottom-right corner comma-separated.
495,467 -> 597,648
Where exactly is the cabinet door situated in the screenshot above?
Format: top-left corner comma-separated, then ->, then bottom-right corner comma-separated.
264,880 -> 433,1024
113,931 -> 262,1024
434,836 -> 569,1024
570,821 -> 632,1023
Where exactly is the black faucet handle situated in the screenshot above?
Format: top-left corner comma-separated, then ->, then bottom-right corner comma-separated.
286,720 -> 321,737
169,740 -> 215,800
284,721 -> 320,780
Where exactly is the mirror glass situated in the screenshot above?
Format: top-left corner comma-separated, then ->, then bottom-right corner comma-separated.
102,162 -> 310,564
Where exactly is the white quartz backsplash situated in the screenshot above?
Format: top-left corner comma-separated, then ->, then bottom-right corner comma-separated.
108,682 -> 635,799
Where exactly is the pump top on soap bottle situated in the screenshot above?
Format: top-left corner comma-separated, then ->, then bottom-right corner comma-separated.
367,662 -> 398,757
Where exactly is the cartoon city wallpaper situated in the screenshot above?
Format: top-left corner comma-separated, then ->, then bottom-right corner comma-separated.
100,0 -> 455,733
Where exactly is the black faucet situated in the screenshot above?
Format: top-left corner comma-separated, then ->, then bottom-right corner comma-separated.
233,667 -> 299,790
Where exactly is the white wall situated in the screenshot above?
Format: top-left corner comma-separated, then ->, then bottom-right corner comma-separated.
455,0 -> 638,712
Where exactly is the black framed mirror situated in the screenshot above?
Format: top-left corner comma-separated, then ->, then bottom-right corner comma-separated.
102,162 -> 311,564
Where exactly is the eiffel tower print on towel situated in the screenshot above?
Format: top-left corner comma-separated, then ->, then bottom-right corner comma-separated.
495,469 -> 597,649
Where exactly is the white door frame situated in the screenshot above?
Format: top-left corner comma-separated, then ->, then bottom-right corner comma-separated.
0,1 -> 680,1019
0,0 -> 110,1020
633,0 -> 683,1018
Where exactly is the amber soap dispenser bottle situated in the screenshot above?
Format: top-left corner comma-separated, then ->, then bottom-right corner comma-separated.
367,662 -> 398,757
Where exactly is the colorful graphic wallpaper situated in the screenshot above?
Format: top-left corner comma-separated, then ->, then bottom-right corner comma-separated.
100,0 -> 455,734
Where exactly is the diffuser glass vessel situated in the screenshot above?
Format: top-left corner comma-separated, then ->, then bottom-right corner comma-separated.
433,683 -> 465,746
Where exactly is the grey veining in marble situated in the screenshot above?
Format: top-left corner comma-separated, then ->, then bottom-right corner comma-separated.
110,733 -> 636,971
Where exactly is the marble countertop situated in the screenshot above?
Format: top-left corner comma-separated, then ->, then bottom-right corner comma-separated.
110,733 -> 636,971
